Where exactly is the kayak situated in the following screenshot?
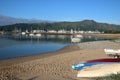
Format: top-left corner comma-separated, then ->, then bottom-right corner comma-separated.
72,58 -> 120,70
87,58 -> 120,62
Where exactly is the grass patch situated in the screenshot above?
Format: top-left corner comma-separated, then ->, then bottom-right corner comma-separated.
94,74 -> 120,80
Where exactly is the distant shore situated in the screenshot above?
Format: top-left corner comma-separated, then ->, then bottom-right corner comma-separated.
83,33 -> 120,38
0,39 -> 120,80
40,33 -> 120,38
3,31 -> 120,37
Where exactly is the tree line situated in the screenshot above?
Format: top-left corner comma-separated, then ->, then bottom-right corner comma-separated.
0,20 -> 120,33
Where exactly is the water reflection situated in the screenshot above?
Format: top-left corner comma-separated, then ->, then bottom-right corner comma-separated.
0,34 -> 115,59
81,36 -> 113,42
0,34 -> 114,43
0,34 -> 114,48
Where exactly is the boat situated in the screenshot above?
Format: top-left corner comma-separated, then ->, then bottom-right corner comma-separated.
0,31 -> 4,34
21,32 -> 26,35
71,37 -> 81,43
104,49 -> 120,58
72,58 -> 120,70
87,58 -> 120,62
29,33 -> 34,36
72,62 -> 120,70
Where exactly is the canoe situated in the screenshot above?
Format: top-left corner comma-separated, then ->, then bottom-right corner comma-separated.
72,58 -> 120,70
87,58 -> 120,62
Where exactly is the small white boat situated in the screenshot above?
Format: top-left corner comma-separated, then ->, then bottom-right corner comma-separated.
29,33 -> 34,36
71,38 -> 81,43
21,32 -> 26,35
104,49 -> 120,58
0,31 -> 4,34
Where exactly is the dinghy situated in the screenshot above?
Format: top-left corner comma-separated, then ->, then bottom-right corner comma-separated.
104,49 -> 120,58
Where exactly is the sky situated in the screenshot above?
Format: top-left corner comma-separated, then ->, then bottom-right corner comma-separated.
0,0 -> 120,24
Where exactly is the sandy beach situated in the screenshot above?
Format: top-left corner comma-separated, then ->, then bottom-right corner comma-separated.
0,40 -> 120,80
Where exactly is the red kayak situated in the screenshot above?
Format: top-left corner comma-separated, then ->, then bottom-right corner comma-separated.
87,58 -> 120,62
72,58 -> 120,70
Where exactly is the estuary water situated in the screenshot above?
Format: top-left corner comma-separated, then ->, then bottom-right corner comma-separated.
0,34 -> 114,59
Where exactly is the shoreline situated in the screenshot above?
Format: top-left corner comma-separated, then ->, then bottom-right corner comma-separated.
0,44 -> 80,66
0,40 -> 120,80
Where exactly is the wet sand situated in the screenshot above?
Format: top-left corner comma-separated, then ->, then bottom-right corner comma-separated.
0,40 -> 120,80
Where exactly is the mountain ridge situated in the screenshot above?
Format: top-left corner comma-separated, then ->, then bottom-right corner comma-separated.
0,15 -> 53,26
0,15 -> 120,32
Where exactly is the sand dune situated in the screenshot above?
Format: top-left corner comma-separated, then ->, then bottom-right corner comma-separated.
0,40 -> 120,80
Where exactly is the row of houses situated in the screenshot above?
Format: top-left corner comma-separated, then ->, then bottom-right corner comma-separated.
32,29 -> 102,34
47,30 -> 102,34
1,29 -> 102,34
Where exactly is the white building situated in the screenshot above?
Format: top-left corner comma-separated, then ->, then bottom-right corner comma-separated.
84,31 -> 101,34
48,30 -> 57,33
58,30 -> 66,33
33,30 -> 45,33
78,31 -> 84,34
70,29 -> 73,34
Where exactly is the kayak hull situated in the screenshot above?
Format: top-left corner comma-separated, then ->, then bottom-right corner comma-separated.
72,58 -> 120,70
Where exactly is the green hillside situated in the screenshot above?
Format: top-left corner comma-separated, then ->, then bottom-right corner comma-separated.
0,20 -> 120,33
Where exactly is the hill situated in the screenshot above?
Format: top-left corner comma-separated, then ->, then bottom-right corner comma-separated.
0,19 -> 120,33
0,15 -> 52,26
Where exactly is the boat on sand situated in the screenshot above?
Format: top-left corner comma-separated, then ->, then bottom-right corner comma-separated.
104,49 -> 120,58
72,58 -> 120,70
